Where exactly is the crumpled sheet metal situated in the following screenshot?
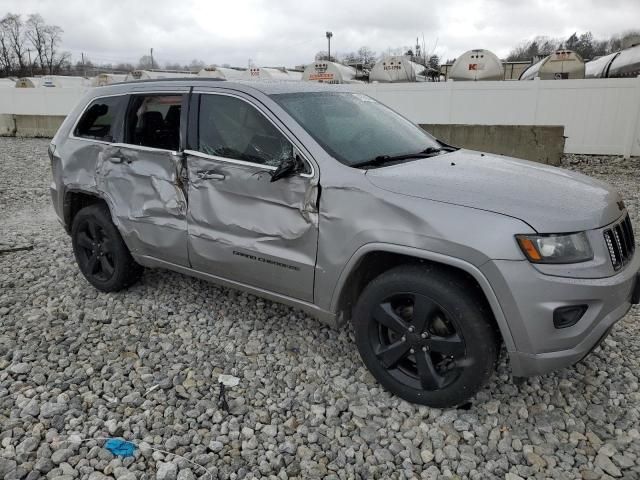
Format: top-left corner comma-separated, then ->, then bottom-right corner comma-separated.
95,146 -> 189,266
312,168 -> 535,312
186,157 -> 318,302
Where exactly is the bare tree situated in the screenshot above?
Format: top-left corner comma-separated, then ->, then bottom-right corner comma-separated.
0,19 -> 15,76
187,59 -> 205,71
137,55 -> 155,70
357,46 -> 377,66
42,24 -> 69,74
2,14 -> 27,74
26,14 -> 47,73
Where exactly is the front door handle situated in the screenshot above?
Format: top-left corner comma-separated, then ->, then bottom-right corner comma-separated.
197,170 -> 225,180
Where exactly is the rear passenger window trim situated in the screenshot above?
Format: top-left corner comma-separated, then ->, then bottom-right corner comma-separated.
69,93 -> 127,144
189,91 -> 315,179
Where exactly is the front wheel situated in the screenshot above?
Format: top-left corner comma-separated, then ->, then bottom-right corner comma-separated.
353,265 -> 498,407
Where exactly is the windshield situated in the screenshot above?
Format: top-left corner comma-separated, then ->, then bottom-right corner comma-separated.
272,92 -> 441,167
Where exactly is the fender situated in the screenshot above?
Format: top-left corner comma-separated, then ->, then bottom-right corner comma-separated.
330,242 -> 517,352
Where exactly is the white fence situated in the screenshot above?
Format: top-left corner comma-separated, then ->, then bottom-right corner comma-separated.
1,77 -> 640,156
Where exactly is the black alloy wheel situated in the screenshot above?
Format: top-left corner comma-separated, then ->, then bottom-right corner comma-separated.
371,293 -> 466,391
71,203 -> 142,292
354,265 -> 498,407
75,218 -> 116,282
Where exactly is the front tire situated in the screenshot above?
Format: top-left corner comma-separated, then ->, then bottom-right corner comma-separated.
71,203 -> 143,292
353,265 -> 498,408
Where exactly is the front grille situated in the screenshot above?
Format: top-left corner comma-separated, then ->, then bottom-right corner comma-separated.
604,214 -> 635,271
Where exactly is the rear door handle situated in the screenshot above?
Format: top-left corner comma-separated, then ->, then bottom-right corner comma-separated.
197,170 -> 225,180
108,154 -> 125,164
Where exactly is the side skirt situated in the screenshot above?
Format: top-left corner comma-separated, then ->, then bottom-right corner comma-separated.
133,254 -> 341,328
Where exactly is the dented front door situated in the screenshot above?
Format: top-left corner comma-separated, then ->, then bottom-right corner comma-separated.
96,144 -> 188,266
186,155 -> 319,302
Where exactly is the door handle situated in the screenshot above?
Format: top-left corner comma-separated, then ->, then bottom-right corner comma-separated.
197,170 -> 225,180
108,154 -> 125,164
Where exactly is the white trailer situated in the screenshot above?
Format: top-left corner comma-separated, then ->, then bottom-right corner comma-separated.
92,73 -> 127,86
369,56 -> 428,83
125,70 -> 195,81
448,49 -> 503,81
520,50 -> 585,80
242,67 -> 300,81
302,61 -> 361,84
197,67 -> 245,80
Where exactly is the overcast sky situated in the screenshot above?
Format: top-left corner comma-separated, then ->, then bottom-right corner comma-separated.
3,0 -> 640,68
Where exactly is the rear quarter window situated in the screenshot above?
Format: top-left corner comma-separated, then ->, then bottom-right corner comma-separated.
74,96 -> 124,142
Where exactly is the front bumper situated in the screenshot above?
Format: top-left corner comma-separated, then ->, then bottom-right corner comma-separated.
482,253 -> 639,377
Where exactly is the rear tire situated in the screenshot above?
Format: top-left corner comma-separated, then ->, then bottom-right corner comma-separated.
71,203 -> 143,292
353,265 -> 498,408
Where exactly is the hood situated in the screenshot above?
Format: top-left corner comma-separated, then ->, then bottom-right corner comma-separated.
365,150 -> 623,232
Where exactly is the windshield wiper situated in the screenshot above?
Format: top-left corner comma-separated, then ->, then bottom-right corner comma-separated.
352,147 -> 448,169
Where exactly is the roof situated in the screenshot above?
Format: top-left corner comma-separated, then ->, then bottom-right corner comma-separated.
96,78 -> 352,97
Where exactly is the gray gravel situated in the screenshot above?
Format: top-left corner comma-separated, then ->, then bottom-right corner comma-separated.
1,137 -> 639,480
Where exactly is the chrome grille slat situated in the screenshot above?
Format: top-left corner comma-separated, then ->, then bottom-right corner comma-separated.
604,214 -> 635,271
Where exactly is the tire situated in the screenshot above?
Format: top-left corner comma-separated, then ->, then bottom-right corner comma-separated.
353,265 -> 498,408
71,203 -> 143,292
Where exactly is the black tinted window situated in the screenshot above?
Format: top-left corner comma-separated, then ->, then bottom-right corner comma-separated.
74,96 -> 123,141
125,95 -> 182,151
197,94 -> 293,167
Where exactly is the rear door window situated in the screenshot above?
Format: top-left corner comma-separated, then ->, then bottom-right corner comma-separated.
74,96 -> 124,141
124,95 -> 183,151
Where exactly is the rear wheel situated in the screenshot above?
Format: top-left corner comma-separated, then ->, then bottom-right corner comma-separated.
353,265 -> 498,407
71,203 -> 142,292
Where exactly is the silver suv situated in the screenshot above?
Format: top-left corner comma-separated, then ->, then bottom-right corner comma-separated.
50,79 -> 640,407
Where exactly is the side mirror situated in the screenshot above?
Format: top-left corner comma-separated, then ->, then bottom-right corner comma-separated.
270,154 -> 304,182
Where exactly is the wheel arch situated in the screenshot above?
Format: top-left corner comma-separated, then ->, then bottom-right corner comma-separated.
63,187 -> 116,233
331,243 -> 516,352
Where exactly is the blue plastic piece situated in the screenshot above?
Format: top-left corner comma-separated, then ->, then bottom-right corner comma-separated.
104,438 -> 137,457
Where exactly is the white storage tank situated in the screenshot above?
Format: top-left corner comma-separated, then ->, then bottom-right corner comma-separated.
39,75 -> 91,88
197,67 -> 245,80
15,77 -> 40,88
302,61 -> 360,84
242,67 -> 300,81
92,73 -> 127,86
585,52 -> 619,78
369,56 -> 428,83
520,50 -> 585,80
606,43 -> 640,78
448,49 -> 503,81
125,70 -> 195,81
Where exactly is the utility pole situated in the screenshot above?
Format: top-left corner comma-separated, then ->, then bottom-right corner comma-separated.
150,48 -> 154,70
81,52 -> 86,77
326,31 -> 333,61
27,48 -> 33,76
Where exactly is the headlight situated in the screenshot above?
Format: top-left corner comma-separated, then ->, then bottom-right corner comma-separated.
515,232 -> 593,264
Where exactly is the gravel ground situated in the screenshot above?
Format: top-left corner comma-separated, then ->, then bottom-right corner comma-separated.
1,137 -> 639,480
